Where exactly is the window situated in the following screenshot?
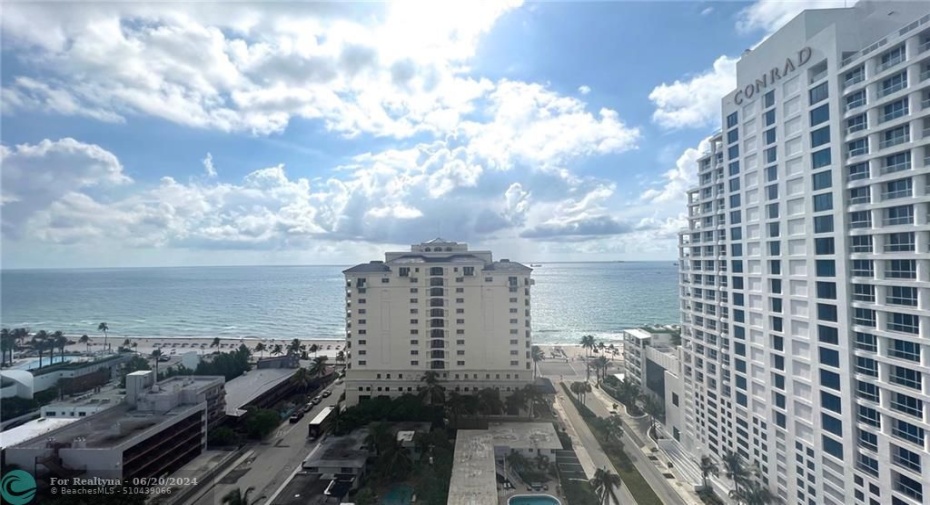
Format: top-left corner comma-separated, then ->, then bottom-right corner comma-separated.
845,90 -> 866,111
884,151 -> 911,173
816,260 -> 835,277
810,126 -> 830,148
884,177 -> 912,200
816,281 -> 837,299
852,284 -> 875,302
886,259 -> 916,279
728,129 -> 739,144
854,308 -> 876,327
890,366 -> 921,390
848,138 -> 868,157
764,109 -> 776,126
881,125 -> 909,149
728,145 -> 739,160
851,260 -> 873,277
856,356 -> 878,376
847,114 -> 867,133
820,347 -> 840,367
814,215 -> 834,233
857,381 -> 879,402
822,414 -> 842,436
892,418 -> 924,446
888,313 -> 919,334
891,445 -> 922,473
764,128 -> 776,145
858,405 -> 880,428
764,90 -> 775,108
882,98 -> 909,122
815,238 -> 835,255
858,429 -> 878,452
812,193 -> 832,212
885,205 -> 913,226
727,112 -> 739,128
730,178 -> 741,192
884,232 -> 914,252
810,104 -> 830,125
850,235 -> 872,253
809,82 -> 829,104
764,147 -> 777,163
880,45 -> 906,70
880,71 -> 907,97
729,161 -> 740,176
850,210 -> 871,229
768,240 -> 781,255
821,391 -> 842,413
887,286 -> 917,307
845,66 -> 865,86
889,339 -> 920,363
818,325 -> 838,344
812,150 -> 832,169
730,210 -> 741,224
848,162 -> 869,181
730,194 -> 741,208
818,303 -> 838,322
766,184 -> 778,200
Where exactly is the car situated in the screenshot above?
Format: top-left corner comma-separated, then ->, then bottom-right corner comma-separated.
311,396 -> 322,405
289,411 -> 304,423
321,390 -> 332,398
158,356 -> 171,362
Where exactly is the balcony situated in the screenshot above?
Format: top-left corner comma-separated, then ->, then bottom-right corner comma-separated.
880,109 -> 908,123
877,55 -> 906,73
848,146 -> 869,158
881,189 -> 912,201
429,361 -> 445,370
849,196 -> 871,205
849,220 -> 872,229
881,160 -> 911,175
847,123 -> 867,135
846,98 -> 866,111
884,216 -> 913,226
844,74 -> 865,88
923,97 -> 930,109
920,40 -> 930,54
879,134 -> 910,150
879,80 -> 907,98
922,69 -> 930,82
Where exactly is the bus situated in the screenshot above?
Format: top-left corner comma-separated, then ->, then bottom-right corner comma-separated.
308,406 -> 335,440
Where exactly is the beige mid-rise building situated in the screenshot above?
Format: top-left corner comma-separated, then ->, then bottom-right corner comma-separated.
343,238 -> 535,405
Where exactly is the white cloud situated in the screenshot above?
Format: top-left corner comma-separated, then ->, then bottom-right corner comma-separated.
736,0 -> 853,35
202,153 -> 217,177
578,85 -> 591,95
701,7 -> 714,16
648,55 -> 737,130
641,137 -> 710,204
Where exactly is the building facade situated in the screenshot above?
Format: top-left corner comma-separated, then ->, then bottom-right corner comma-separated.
343,238 -> 534,405
679,2 -> 930,504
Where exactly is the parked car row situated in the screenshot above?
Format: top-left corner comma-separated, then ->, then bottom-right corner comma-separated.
289,388 -> 333,423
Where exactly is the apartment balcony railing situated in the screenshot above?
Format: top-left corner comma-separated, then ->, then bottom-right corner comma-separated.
880,134 -> 910,149
849,196 -> 871,205
922,69 -> 930,82
847,123 -> 867,134
846,98 -> 866,111
924,126 -> 930,138
879,81 -> 907,97
850,220 -> 872,229
844,74 -> 865,88
880,109 -> 908,123
810,70 -> 828,83
882,161 -> 912,174
848,146 -> 869,158
884,216 -> 913,226
920,40 -> 930,54
878,56 -> 906,73
881,189 -> 912,200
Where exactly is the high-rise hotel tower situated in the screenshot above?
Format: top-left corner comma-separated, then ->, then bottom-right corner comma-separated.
679,2 -> 930,504
343,239 -> 535,406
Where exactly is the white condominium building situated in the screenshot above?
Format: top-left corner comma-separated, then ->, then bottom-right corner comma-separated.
678,2 -> 930,505
343,238 -> 535,406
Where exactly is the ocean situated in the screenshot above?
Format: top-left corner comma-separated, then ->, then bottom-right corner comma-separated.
0,262 -> 679,345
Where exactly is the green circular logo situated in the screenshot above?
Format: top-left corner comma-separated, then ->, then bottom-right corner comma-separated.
1,470 -> 36,505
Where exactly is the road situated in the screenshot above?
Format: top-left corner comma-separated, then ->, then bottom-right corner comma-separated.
189,383 -> 344,505
554,389 -> 637,505
540,358 -> 687,505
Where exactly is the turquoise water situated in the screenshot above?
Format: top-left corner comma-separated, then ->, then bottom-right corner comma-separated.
1,262 -> 679,344
381,484 -> 414,505
508,495 -> 562,505
13,355 -> 76,370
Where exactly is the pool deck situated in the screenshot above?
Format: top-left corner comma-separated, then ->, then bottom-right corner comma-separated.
498,478 -> 564,505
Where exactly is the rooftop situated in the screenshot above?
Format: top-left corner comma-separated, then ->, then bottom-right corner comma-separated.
486,422 -> 562,451
224,367 -> 296,416
10,402 -> 202,450
304,428 -> 369,469
447,430 -> 498,505
0,418 -> 80,450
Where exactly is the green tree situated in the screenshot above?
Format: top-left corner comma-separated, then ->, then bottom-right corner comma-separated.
0,328 -> 12,365
505,388 -> 527,415
335,350 -> 346,366
309,356 -> 329,377
271,344 -> 283,356
593,355 -> 610,382
32,330 -> 50,368
309,343 -> 319,358
477,387 -> 503,419
244,408 -> 280,439
365,421 -> 394,457
640,393 -> 665,438
221,486 -> 259,505
288,338 -> 301,356
75,334 -> 89,354
211,337 -> 221,351
531,345 -> 545,379
571,381 -> 591,404
700,455 -> 719,491
97,322 -> 109,351
419,371 -> 445,406
729,479 -> 777,505
353,488 -> 377,505
254,342 -> 266,359
590,467 -> 622,505
580,334 -> 596,381
291,367 -> 313,393
722,450 -> 751,493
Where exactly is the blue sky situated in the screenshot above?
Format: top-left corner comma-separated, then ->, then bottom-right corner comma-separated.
0,0 -> 843,268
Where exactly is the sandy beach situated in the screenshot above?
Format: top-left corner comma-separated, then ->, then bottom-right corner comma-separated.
63,335 -> 346,360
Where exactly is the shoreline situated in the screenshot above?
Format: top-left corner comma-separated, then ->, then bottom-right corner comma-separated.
60,335 -> 346,360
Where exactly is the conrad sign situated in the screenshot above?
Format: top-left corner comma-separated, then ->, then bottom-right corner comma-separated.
734,47 -> 813,105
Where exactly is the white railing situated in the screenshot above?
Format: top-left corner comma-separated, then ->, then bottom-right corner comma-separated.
881,189 -> 912,201
847,123 -> 867,135
922,69 -> 930,82
879,134 -> 910,149
879,81 -> 907,97
848,147 -> 869,158
878,55 -> 906,72
880,109 -> 908,123
849,196 -> 870,205
846,99 -> 866,111
920,40 -> 930,54
881,161 -> 911,174
922,98 -> 930,109
844,74 -> 865,88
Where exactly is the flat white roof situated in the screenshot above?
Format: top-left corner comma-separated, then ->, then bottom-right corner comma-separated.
447,430 -> 498,505
310,406 -> 334,425
487,422 -> 562,450
0,418 -> 80,450
224,368 -> 295,416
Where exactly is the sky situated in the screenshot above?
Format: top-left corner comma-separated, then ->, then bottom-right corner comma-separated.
0,0 -> 851,269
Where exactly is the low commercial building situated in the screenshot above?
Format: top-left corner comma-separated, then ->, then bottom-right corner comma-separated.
622,327 -> 685,443
302,428 -> 369,479
40,388 -> 124,419
1,354 -> 131,399
4,373 -> 225,480
224,367 -> 297,418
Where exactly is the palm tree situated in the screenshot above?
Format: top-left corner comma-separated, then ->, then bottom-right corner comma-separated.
97,322 -> 109,351
353,488 -> 376,505
254,342 -> 266,359
152,349 -> 163,381
571,381 -> 591,404
593,355 -> 610,382
54,331 -> 68,357
522,383 -> 541,418
419,371 -> 445,406
335,350 -> 346,366
580,334 -> 596,381
1,328 -> 12,365
291,367 -> 313,393
722,450 -> 751,493
211,337 -> 221,351
640,393 -> 664,438
590,467 -> 622,505
271,344 -> 283,356
288,338 -> 301,356
122,338 -> 131,350
700,455 -> 719,491
446,391 -> 466,428
617,377 -> 641,409
309,343 -> 318,358
79,334 -> 91,353
308,356 -> 329,377
365,422 -> 394,457
729,479 -> 777,505
221,486 -> 258,505
477,388 -> 503,419
33,330 -> 50,368
505,389 -> 527,415
531,345 -> 544,379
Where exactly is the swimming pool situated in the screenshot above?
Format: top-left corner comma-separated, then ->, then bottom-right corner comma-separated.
13,355 -> 77,371
508,494 -> 562,505
381,484 -> 414,505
